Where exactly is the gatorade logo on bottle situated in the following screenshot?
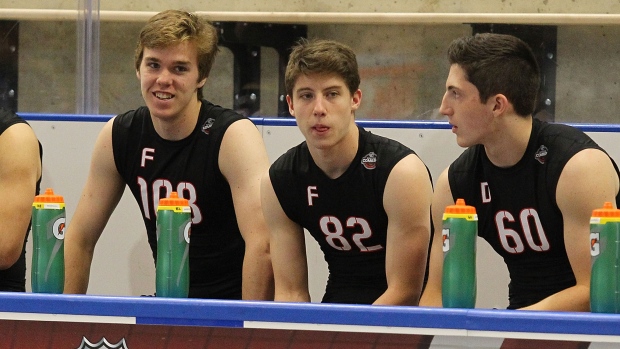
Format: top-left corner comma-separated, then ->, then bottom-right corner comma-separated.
590,232 -> 600,256
52,217 -> 66,240
442,228 -> 450,252
183,222 -> 191,244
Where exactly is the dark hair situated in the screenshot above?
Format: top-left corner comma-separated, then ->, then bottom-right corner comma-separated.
447,33 -> 540,116
285,38 -> 360,97
134,10 -> 219,100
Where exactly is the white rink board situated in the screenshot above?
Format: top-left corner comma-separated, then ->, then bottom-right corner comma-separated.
26,117 -> 620,309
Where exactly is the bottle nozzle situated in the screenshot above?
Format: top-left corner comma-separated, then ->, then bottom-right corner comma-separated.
158,192 -> 189,207
445,198 -> 476,214
592,202 -> 620,217
34,188 -> 64,203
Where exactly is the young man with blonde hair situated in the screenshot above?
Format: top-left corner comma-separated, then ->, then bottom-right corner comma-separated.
65,10 -> 273,300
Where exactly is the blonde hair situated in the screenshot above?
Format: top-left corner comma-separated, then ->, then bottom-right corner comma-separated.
134,10 -> 219,100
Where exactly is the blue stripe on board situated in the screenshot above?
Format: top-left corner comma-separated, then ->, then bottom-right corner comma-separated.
18,113 -> 620,132
137,317 -> 244,328
0,293 -> 464,330
18,113 -> 114,122
566,123 -> 620,132
0,293 -> 619,337
467,308 -> 620,336
257,117 -> 453,129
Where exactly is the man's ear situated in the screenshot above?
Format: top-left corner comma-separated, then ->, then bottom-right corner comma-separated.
136,70 -> 140,80
490,94 -> 510,116
351,89 -> 362,111
286,95 -> 295,116
197,77 -> 207,89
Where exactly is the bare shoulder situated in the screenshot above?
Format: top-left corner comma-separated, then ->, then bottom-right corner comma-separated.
557,148 -> 619,213
386,153 -> 433,191
570,147 -> 611,163
0,122 -> 40,175
220,118 -> 269,182
384,154 -> 433,210
561,148 -> 618,182
0,122 -> 38,146
391,153 -> 430,179
92,116 -> 117,149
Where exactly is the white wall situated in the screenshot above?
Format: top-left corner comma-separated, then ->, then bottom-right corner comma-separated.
27,118 -> 620,309
29,120 -> 155,296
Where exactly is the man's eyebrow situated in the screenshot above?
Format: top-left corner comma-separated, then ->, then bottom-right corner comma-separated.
322,85 -> 344,91
143,57 -> 191,65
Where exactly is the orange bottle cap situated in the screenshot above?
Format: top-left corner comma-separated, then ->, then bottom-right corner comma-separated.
445,198 -> 476,214
158,192 -> 189,206
33,188 -> 64,203
591,201 -> 620,217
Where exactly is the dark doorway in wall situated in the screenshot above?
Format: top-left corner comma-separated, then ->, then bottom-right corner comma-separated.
214,22 -> 307,117
0,21 -> 19,113
471,24 -> 557,122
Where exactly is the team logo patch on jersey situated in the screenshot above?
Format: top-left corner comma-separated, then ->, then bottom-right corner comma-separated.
201,118 -> 215,135
361,152 -> 377,170
535,145 -> 548,164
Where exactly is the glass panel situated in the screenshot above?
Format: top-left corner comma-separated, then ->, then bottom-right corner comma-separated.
4,7 -> 620,123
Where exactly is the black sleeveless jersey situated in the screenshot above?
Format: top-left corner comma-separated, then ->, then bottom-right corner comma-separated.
112,100 -> 246,299
0,109 -> 42,292
449,118 -> 620,309
269,126 -> 425,304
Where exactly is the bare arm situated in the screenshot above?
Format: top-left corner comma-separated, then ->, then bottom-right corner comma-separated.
64,118 -> 126,294
0,123 -> 41,269
521,148 -> 619,311
419,167 -> 455,307
219,119 -> 274,300
260,170 -> 310,302
373,155 -> 432,306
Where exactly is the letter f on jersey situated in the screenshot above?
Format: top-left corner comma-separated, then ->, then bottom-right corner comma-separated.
141,148 -> 155,167
307,186 -> 318,206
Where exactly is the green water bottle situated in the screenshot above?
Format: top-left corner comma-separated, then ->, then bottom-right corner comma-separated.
442,198 -> 478,308
31,188 -> 65,293
156,192 -> 191,298
590,201 -> 620,313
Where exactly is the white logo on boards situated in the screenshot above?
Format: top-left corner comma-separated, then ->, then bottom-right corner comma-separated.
77,337 -> 128,349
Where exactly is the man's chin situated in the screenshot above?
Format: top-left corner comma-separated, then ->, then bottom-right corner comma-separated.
455,137 -> 472,148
